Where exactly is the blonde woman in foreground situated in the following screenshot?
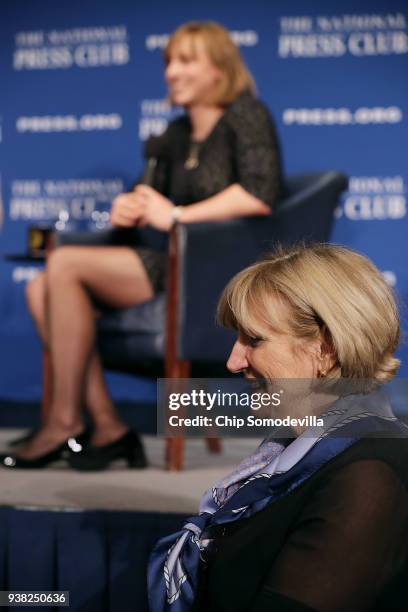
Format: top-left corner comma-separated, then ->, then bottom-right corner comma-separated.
149,244 -> 408,612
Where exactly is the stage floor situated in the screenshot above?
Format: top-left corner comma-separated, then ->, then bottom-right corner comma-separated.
0,429 -> 258,514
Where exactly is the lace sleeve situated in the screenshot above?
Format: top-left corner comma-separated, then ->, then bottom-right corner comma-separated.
251,460 -> 408,612
228,96 -> 283,209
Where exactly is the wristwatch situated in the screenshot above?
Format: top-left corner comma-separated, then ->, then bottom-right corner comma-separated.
170,206 -> 184,227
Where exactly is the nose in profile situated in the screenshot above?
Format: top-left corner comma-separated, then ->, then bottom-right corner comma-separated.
165,59 -> 179,81
226,339 -> 248,373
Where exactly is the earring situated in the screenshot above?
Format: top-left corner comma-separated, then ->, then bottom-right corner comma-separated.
317,357 -> 327,378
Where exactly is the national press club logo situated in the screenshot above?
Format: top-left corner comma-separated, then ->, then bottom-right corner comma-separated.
13,26 -> 129,70
336,176 -> 406,221
8,178 -> 124,224
138,98 -> 188,141
278,13 -> 407,58
138,99 -> 175,141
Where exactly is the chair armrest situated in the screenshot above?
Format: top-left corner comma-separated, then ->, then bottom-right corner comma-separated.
278,171 -> 348,214
55,227 -> 140,248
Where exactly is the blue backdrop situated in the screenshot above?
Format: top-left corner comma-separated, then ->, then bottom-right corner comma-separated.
1,0 -> 407,402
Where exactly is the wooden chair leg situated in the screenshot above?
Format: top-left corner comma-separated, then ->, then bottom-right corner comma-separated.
205,437 -> 222,454
164,373 -> 223,468
164,227 -> 222,469
164,359 -> 190,471
165,438 -> 185,471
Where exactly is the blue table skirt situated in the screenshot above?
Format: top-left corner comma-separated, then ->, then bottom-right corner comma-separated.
0,506 -> 187,612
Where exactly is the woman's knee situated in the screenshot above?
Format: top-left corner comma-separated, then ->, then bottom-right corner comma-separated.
47,246 -> 85,281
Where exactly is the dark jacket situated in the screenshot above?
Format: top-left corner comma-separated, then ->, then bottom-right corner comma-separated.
197,437 -> 408,611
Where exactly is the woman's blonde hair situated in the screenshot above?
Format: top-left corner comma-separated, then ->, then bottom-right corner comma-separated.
164,21 -> 256,105
218,244 -> 400,389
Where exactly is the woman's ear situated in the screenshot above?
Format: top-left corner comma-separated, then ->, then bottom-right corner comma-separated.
318,329 -> 337,376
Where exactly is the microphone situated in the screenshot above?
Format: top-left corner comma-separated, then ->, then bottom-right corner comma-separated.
142,132 -> 171,186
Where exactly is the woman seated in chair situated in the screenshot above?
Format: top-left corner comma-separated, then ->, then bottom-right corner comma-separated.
3,21 -> 283,470
148,244 -> 408,611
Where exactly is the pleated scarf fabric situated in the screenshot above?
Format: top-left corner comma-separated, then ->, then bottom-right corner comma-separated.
148,392 -> 407,612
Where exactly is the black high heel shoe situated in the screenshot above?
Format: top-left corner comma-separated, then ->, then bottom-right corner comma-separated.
68,430 -> 147,471
1,429 -> 91,470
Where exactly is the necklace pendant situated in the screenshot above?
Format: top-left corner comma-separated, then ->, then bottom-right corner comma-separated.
184,156 -> 199,170
184,141 -> 201,170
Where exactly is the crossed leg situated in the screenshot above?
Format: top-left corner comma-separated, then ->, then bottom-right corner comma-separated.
21,245 -> 154,459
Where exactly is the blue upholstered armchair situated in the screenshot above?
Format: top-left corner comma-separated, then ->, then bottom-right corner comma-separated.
56,170 -> 348,469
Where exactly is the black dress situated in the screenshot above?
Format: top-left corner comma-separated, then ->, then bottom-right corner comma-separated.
196,437 -> 408,611
135,91 -> 283,293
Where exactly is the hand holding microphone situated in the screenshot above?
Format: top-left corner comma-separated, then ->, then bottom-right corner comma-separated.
111,133 -> 176,230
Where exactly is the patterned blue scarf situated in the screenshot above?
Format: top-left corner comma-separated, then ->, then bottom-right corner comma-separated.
148,392 -> 407,611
